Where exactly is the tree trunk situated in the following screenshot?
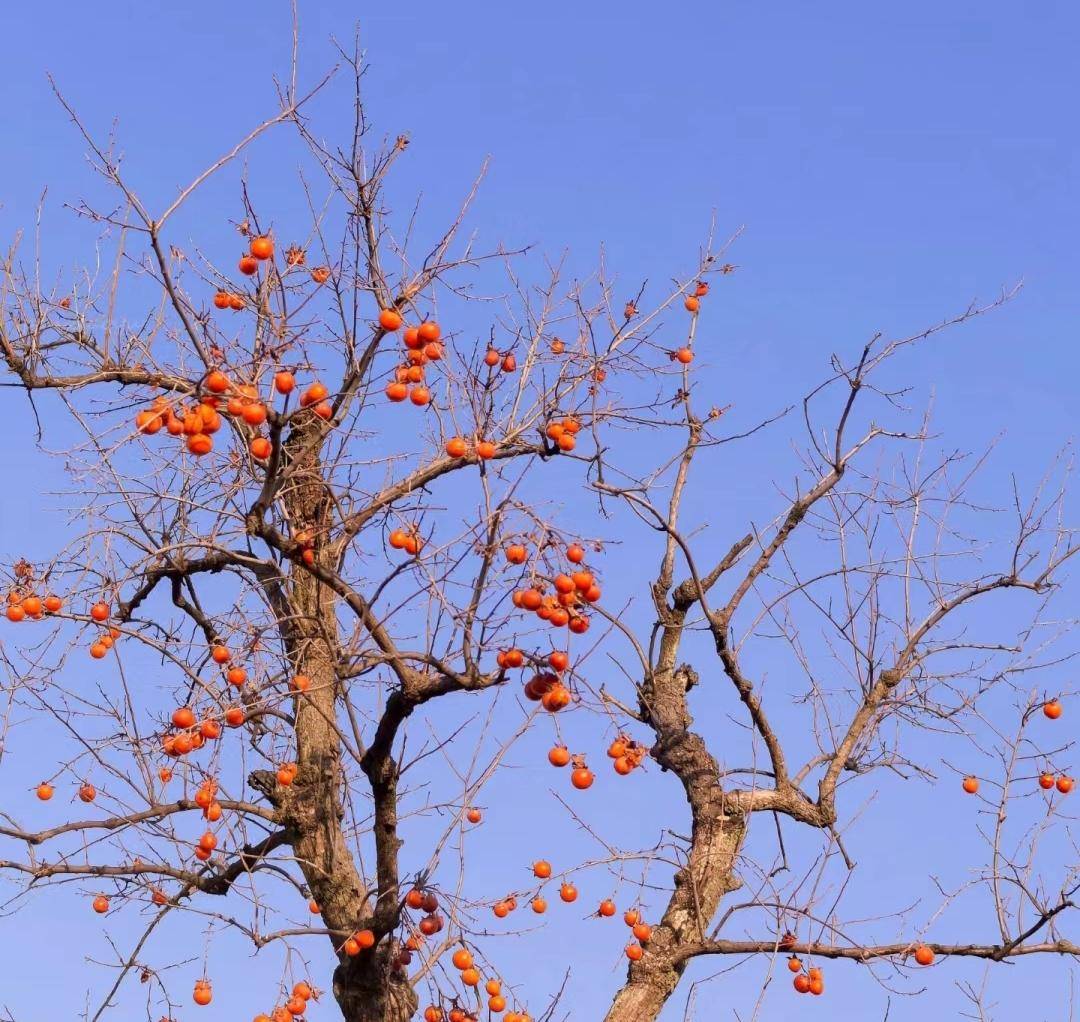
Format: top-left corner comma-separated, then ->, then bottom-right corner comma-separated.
604,653 -> 749,1022
269,422 -> 417,1022
334,952 -> 418,1022
604,806 -> 747,1022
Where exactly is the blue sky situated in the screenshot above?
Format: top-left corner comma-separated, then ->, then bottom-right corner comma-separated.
2,3 -> 1079,1020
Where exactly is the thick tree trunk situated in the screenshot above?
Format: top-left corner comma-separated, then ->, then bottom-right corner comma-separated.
267,422 -> 417,1022
603,649 -> 749,1022
333,951 -> 418,1022
604,806 -> 747,1022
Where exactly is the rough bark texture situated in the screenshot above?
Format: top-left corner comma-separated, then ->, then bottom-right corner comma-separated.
264,424 -> 418,1022
605,805 -> 746,1021
602,641 -> 748,1022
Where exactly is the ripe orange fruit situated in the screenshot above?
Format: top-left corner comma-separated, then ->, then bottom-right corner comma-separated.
250,437 -> 272,460
242,403 -> 267,426
684,296 -> 700,313
793,974 -> 811,994
542,685 -> 572,712
533,860 -> 552,878
625,943 -> 643,961
571,767 -> 594,790
466,807 -> 482,824
274,371 -> 295,394
1057,775 -> 1074,794
205,370 -> 229,394
548,746 -> 571,767
187,433 -> 213,456
461,968 -> 481,987
446,437 -> 468,458
250,236 -> 274,260
476,440 -> 497,459
418,321 -> 441,343
78,782 -> 96,803
452,948 -> 474,970
213,291 -> 230,309
192,979 -> 213,1006
554,574 -> 575,595
36,782 -> 54,800
44,595 -> 63,613
914,945 -> 934,966
675,347 -> 693,364
171,707 -> 196,729
302,381 -> 329,405
379,308 -> 403,331
225,706 -> 245,727
211,644 -> 230,664
356,928 -> 375,949
1044,699 -> 1063,719
92,895 -> 110,913
787,956 -> 802,973
559,882 -> 577,903
632,922 -> 652,942
410,386 -> 431,407
386,382 -> 409,402
1039,772 -> 1056,789
90,601 -> 110,622
238,255 -> 259,276
961,776 -> 978,794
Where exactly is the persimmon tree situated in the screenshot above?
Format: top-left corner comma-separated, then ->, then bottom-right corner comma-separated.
2,33 -> 1078,1022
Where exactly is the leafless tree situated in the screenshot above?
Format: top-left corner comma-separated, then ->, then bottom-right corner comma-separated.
1,24 -> 1077,1022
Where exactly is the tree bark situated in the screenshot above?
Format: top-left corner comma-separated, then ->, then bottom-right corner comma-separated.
604,771 -> 747,1021
603,640 -> 750,1022
333,951 -> 418,1022
268,423 -> 417,1022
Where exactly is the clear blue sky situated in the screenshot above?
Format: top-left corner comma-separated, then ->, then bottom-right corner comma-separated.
2,3 -> 1079,1020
